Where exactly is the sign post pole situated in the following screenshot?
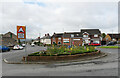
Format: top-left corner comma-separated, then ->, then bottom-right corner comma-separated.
17,25 -> 26,61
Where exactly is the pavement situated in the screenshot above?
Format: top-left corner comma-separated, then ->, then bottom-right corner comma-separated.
1,45 -> 119,76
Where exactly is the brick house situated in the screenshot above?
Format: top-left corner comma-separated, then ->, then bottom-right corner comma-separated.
81,29 -> 101,44
104,34 -> 120,42
51,32 -> 83,46
51,29 -> 101,46
51,33 -> 63,45
0,32 -> 17,46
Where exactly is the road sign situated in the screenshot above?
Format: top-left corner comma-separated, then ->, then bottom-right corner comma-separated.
17,26 -> 26,39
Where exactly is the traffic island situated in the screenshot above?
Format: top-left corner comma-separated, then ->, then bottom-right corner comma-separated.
3,46 -> 108,64
24,50 -> 102,62
22,46 -> 107,62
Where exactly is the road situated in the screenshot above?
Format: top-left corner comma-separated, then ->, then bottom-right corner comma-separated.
1,45 -> 119,76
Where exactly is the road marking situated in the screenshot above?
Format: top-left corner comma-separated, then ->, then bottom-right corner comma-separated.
3,59 -> 8,63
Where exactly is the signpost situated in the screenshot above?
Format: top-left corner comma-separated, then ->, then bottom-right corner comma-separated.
17,26 -> 27,61
17,26 -> 26,39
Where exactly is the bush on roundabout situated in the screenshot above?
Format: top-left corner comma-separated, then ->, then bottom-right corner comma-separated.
28,45 -> 98,56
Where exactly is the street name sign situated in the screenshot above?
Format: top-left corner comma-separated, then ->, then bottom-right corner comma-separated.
17,26 -> 26,39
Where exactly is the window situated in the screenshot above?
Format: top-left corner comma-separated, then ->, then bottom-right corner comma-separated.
71,34 -> 74,37
83,35 -> 88,37
10,33 -> 12,38
76,34 -> 79,36
58,37 -> 61,40
53,37 -> 55,40
94,34 -> 98,37
58,42 -> 61,44
53,42 -> 55,44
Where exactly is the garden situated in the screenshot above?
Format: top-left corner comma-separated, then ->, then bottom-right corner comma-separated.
28,45 -> 98,56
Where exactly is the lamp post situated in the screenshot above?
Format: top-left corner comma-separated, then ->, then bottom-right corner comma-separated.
63,28 -> 64,46
39,33 -> 41,46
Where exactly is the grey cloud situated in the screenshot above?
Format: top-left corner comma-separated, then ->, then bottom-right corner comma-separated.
0,1 -> 118,38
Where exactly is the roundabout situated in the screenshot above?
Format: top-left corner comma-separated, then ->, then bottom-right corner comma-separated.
22,46 -> 107,63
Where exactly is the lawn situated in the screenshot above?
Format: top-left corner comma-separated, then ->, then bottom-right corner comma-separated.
99,46 -> 120,49
28,46 -> 98,56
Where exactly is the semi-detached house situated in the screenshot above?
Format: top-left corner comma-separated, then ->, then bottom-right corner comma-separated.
51,29 -> 101,46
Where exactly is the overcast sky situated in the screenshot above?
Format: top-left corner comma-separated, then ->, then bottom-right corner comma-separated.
0,0 -> 119,39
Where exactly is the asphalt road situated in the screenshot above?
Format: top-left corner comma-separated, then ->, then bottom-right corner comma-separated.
1,45 -> 119,76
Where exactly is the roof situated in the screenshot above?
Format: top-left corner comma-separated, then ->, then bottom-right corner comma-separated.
81,29 -> 101,35
41,36 -> 51,39
51,32 -> 82,38
51,33 -> 63,38
63,32 -> 82,38
108,34 -> 120,39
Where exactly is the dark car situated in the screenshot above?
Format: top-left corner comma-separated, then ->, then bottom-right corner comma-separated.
0,45 -> 10,52
106,42 -> 117,46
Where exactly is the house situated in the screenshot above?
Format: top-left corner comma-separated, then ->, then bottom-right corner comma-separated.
40,33 -> 51,44
81,29 -> 101,44
51,33 -> 63,45
63,32 -> 83,46
0,32 -> 17,46
104,33 -> 120,42
51,29 -> 101,46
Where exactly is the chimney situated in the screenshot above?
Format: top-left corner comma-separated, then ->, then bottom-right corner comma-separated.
38,37 -> 40,39
47,33 -> 49,36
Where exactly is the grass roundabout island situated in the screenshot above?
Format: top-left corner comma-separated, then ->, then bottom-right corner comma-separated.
24,46 -> 102,62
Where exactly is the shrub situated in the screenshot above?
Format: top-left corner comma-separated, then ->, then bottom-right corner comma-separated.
28,46 -> 97,56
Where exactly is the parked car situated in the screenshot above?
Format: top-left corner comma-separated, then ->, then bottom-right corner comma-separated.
22,44 -> 26,47
106,41 -> 117,46
0,45 -> 10,52
88,42 -> 101,46
13,45 -> 24,50
31,43 -> 35,47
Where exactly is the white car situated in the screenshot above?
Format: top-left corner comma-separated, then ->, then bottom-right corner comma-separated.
13,45 -> 24,50
31,43 -> 35,47
22,44 -> 26,47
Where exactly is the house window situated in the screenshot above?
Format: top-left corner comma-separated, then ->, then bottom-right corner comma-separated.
58,42 -> 61,44
94,34 -> 98,37
83,35 -> 88,37
53,42 -> 55,44
53,37 -> 55,40
10,33 -> 12,38
58,37 -> 61,40
71,34 -> 74,37
76,34 -> 79,36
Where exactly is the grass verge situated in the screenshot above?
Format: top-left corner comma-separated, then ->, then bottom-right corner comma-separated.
99,46 -> 120,49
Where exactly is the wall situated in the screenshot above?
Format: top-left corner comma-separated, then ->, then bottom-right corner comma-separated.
72,38 -> 82,46
45,39 -> 51,44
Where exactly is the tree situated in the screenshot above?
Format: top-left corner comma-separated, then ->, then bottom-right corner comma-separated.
101,33 -> 106,39
31,39 -> 34,42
